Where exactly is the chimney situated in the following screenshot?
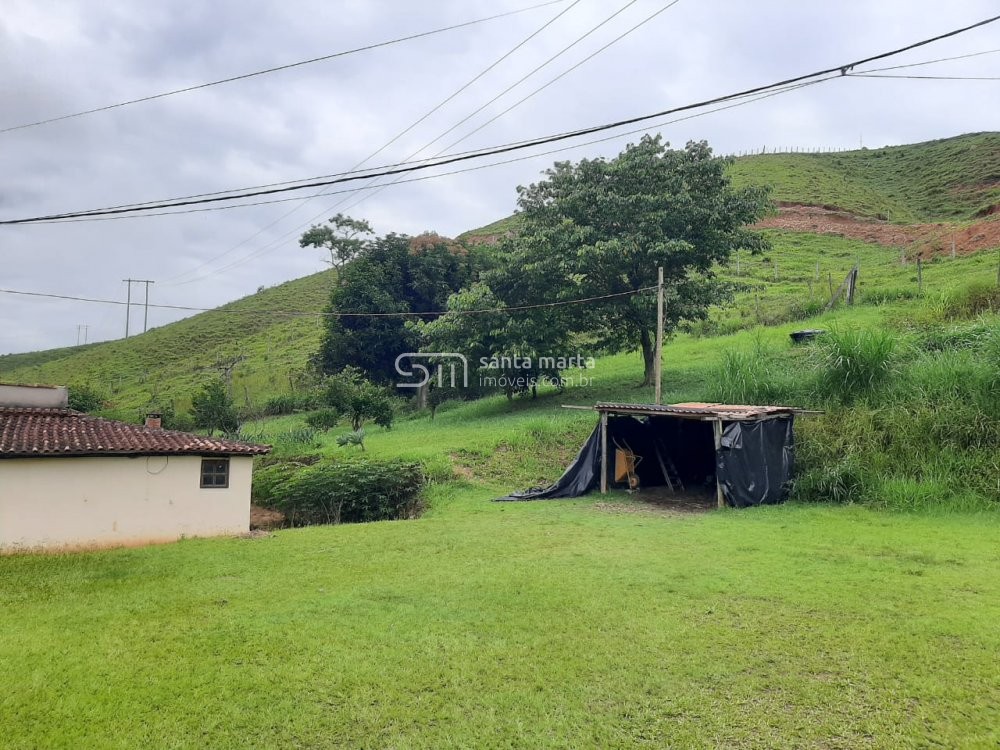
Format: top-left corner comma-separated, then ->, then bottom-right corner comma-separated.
145,413 -> 162,430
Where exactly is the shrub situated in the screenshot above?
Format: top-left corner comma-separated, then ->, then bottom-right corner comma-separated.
261,393 -> 321,416
305,408 -> 340,431
239,427 -> 319,455
862,286 -> 917,306
336,429 -> 366,449
67,384 -> 106,412
274,458 -> 425,526
814,328 -> 896,403
941,282 -> 1000,319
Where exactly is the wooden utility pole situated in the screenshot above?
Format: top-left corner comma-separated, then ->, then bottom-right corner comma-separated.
654,267 -> 664,405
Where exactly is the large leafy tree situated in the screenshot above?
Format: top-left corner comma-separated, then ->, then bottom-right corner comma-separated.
314,232 -> 478,383
508,135 -> 771,385
299,213 -> 374,271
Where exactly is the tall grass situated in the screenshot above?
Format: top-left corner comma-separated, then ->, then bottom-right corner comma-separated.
813,328 -> 896,402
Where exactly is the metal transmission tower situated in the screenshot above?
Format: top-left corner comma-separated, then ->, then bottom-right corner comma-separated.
122,279 -> 155,337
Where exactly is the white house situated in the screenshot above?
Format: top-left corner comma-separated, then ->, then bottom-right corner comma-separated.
0,383 -> 270,552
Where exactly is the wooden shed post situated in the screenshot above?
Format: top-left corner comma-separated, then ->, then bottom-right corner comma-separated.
600,411 -> 609,494
713,419 -> 726,508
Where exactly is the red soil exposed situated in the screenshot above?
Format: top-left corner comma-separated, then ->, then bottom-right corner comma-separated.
756,204 -> 1000,258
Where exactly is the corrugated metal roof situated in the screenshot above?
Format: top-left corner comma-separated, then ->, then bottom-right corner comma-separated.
594,402 -> 798,420
0,407 -> 270,458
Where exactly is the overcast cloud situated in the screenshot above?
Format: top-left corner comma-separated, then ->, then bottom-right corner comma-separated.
1,0 -> 997,354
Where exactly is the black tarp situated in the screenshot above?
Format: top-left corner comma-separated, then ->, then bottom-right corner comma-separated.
497,413 -> 795,507
716,416 -> 794,508
497,422 -> 603,501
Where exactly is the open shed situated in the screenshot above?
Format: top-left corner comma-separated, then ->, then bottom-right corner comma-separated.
499,402 -> 803,508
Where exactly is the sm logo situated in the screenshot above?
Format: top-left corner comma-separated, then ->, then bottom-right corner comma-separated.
394,353 -> 469,389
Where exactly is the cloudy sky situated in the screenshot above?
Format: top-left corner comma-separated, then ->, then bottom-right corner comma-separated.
1,0 -> 997,354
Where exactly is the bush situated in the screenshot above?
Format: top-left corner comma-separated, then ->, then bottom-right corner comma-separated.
261,393 -> 321,416
273,458 -> 425,526
336,429 -> 366,449
68,384 -> 106,412
814,328 -> 896,403
940,282 -> 1000,320
305,408 -> 340,431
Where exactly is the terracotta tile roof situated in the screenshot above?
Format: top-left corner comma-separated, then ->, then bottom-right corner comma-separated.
0,407 -> 270,458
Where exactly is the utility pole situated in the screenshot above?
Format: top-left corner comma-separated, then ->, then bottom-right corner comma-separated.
76,324 -> 89,346
654,266 -> 664,406
122,279 -> 155,337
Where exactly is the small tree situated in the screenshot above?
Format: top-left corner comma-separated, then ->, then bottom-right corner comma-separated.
323,367 -> 395,430
191,379 -> 239,436
299,214 -> 373,272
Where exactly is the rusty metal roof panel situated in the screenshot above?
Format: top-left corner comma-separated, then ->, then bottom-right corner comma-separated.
594,402 -> 798,420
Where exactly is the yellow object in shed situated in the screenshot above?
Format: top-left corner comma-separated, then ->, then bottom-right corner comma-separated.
614,448 -> 640,490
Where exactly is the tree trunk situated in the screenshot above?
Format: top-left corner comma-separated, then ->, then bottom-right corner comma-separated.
639,327 -> 655,387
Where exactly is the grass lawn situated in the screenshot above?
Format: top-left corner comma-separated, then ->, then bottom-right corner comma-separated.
2,490 -> 998,749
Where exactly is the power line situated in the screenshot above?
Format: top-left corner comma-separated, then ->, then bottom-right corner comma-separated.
334,0 -> 682,222
161,0 -> 585,285
849,72 -> 1000,80
851,46 -> 1000,74
0,285 -> 657,318
1,0 -> 645,227
0,0 -> 568,135
26,79 -> 830,226
3,12 -> 998,226
164,0 -> 647,286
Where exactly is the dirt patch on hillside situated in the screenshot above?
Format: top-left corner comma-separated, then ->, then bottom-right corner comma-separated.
755,204 -> 1000,258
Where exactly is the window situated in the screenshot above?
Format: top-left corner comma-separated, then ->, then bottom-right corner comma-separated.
200,458 -> 230,488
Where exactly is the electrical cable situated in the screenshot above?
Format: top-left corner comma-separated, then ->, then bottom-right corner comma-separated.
28,78 -> 830,227
160,0 -> 585,284
5,12 -> 996,227
330,0 -> 682,224
850,46 -> 1000,74
848,73 -> 1000,80
0,0 -> 568,134
162,0 -> 642,285
0,285 -> 658,318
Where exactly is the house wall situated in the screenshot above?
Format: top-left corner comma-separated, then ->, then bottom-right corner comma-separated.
0,384 -> 68,408
0,455 -> 253,551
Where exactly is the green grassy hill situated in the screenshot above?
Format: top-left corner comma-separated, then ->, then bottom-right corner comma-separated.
461,132 -> 1000,238
0,270 -> 337,413
729,132 -> 1000,222
4,133 -> 999,417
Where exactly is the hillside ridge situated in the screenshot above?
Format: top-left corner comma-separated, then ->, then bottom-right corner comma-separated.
4,132 -> 999,413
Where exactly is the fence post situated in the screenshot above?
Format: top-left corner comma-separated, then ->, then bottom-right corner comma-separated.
917,257 -> 923,292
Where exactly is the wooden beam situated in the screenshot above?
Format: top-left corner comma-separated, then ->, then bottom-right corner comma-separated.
600,412 -> 609,494
655,266 -> 664,405
713,419 -> 725,509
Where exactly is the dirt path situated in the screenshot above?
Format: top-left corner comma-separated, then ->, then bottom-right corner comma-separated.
756,203 -> 1000,258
